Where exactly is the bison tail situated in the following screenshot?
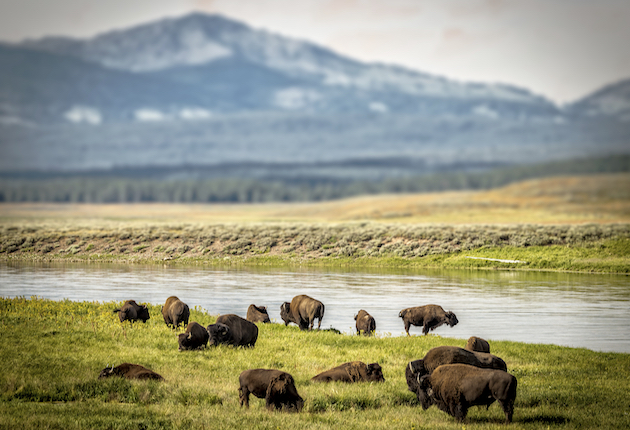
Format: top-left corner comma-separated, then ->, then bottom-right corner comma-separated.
113,309 -> 121,313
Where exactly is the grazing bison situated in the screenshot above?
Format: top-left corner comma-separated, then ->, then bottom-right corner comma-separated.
311,361 -> 385,383
178,321 -> 210,351
280,295 -> 325,330
246,304 -> 271,323
161,296 -> 190,329
112,300 -> 150,324
417,364 -> 517,423
354,309 -> 376,336
98,363 -> 164,381
207,314 -> 258,347
399,304 -> 458,335
406,346 -> 507,398
238,369 -> 304,411
466,336 -> 491,353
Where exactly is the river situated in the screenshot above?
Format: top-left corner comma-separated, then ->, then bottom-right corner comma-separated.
1,262 -> 628,353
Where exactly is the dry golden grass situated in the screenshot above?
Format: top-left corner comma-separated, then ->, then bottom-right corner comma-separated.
1,173 -> 628,226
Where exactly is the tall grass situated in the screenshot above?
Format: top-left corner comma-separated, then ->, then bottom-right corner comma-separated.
1,297 -> 629,429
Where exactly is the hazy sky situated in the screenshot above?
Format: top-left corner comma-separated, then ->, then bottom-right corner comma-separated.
2,0 -> 629,103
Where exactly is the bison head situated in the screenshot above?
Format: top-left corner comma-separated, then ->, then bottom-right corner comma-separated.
366,363 -> 385,382
98,364 -> 116,379
445,311 -> 459,327
267,373 -> 303,412
138,305 -> 150,322
178,331 -> 198,351
207,323 -> 232,346
417,374 -> 435,410
280,302 -> 291,326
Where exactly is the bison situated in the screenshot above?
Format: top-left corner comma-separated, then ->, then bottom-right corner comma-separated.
246,304 -> 271,323
466,336 -> 491,353
406,346 -> 507,398
98,363 -> 164,381
417,364 -> 517,423
354,309 -> 376,336
161,296 -> 190,329
311,361 -> 385,383
178,321 -> 210,351
399,304 -> 458,336
238,369 -> 304,411
280,294 -> 325,330
207,314 -> 258,347
112,300 -> 150,324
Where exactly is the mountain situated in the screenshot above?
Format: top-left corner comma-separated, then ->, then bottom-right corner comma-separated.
10,12 -> 560,121
566,78 -> 630,122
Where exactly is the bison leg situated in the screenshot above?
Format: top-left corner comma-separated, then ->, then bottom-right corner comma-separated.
451,400 -> 468,422
404,320 -> 411,336
238,386 -> 250,408
499,398 -> 514,423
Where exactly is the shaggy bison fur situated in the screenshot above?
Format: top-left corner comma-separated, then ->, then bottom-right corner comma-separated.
399,304 -> 458,335
238,369 -> 304,411
280,294 -> 325,330
354,309 -> 376,336
161,296 -> 189,329
112,300 -> 150,324
207,314 -> 258,347
246,304 -> 271,323
311,361 -> 385,383
178,321 -> 210,351
418,364 -> 517,423
465,336 -> 491,353
98,363 -> 164,381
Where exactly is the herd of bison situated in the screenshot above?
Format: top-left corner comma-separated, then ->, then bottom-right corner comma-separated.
100,294 -> 517,423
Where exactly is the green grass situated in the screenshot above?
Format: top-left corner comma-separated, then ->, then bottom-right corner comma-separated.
1,297 -> 629,429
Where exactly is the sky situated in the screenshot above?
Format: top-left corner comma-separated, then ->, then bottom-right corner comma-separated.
1,0 -> 629,104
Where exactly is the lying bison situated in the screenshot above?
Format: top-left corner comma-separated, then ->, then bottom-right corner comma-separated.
354,309 -> 376,336
178,321 -> 210,351
98,363 -> 164,381
406,346 -> 507,398
280,294 -> 325,330
399,304 -> 458,336
246,304 -> 271,323
418,364 -> 517,423
311,361 -> 385,383
161,296 -> 189,329
207,314 -> 258,347
113,300 -> 150,324
238,369 -> 304,411
466,336 -> 491,353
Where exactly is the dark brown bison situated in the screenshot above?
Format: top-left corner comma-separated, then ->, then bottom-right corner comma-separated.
354,309 -> 376,336
112,300 -> 150,324
466,336 -> 491,353
399,304 -> 458,335
280,294 -> 325,330
406,346 -> 507,398
238,369 -> 304,411
98,363 -> 164,381
311,361 -> 385,383
417,364 -> 517,423
207,314 -> 258,347
161,296 -> 189,329
246,304 -> 271,323
178,321 -> 210,351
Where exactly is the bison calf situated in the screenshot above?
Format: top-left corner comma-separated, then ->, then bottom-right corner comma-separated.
161,296 -> 189,329
418,364 -> 517,423
399,304 -> 458,336
113,300 -> 150,325
207,314 -> 258,347
246,304 -> 271,323
99,363 -> 164,381
178,321 -> 210,351
354,309 -> 376,336
238,369 -> 304,411
311,361 -> 384,383
280,294 -> 325,330
465,336 -> 491,353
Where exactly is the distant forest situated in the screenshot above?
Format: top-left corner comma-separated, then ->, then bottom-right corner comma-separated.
0,155 -> 628,203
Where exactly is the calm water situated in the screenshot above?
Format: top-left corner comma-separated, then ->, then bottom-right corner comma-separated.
1,262 -> 629,353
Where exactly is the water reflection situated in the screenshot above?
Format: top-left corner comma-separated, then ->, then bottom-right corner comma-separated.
1,262 -> 628,353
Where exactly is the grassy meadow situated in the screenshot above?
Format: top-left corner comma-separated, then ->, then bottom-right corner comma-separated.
1,297 -> 629,430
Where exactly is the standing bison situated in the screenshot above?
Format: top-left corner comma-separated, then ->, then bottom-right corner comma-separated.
178,321 -> 210,351
207,314 -> 258,347
238,369 -> 304,411
246,304 -> 271,323
161,296 -> 189,329
311,361 -> 385,383
113,300 -> 150,324
280,294 -> 325,330
466,336 -> 491,353
354,309 -> 376,336
98,363 -> 164,381
399,304 -> 458,335
417,364 -> 517,423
